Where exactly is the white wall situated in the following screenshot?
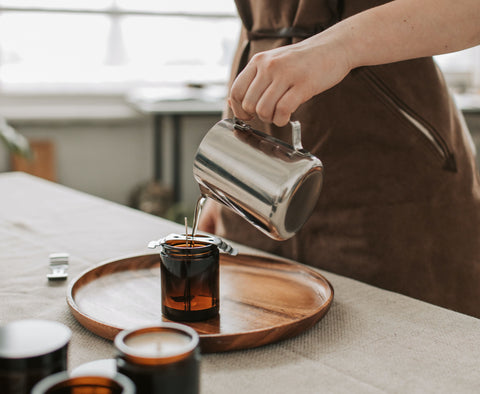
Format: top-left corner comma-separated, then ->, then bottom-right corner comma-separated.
1,109 -> 222,218
1,117 -> 153,206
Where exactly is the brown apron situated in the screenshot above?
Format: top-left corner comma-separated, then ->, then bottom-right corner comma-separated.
215,0 -> 480,317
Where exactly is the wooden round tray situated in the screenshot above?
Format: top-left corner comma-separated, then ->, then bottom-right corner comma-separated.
67,253 -> 333,353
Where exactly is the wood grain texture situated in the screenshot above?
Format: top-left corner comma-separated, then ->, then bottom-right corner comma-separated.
67,253 -> 333,353
11,140 -> 56,181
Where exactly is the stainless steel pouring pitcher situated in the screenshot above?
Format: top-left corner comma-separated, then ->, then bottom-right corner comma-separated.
193,118 -> 324,241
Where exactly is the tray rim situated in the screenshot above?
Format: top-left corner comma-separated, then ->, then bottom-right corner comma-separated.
66,252 -> 334,352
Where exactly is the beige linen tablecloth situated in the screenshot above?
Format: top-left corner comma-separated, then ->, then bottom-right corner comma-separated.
1,172 -> 479,393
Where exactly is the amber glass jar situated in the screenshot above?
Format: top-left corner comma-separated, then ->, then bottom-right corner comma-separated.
160,238 -> 219,322
31,371 -> 135,394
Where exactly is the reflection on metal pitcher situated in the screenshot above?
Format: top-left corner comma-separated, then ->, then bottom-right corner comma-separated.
193,119 -> 323,240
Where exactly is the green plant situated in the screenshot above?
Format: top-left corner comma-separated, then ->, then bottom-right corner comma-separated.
0,117 -> 31,158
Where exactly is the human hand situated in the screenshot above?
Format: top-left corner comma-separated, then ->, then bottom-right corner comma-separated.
228,0 -> 480,128
228,33 -> 351,126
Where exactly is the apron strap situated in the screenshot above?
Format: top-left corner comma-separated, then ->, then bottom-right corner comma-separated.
236,0 -> 344,75
247,26 -> 323,41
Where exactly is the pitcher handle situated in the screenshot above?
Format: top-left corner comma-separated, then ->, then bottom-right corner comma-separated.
290,121 -> 303,152
234,117 -> 304,152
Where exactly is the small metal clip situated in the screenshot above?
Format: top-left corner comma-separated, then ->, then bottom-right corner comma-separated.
47,253 -> 69,281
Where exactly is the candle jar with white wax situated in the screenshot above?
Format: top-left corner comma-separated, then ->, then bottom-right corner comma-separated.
114,324 -> 200,394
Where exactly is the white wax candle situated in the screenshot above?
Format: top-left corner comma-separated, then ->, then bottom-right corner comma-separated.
124,330 -> 192,358
0,319 -> 71,359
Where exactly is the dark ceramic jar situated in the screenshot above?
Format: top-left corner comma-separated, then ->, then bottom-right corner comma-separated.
0,319 -> 71,394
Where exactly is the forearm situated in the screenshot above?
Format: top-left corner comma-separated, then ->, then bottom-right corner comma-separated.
228,0 -> 480,126
315,0 -> 480,70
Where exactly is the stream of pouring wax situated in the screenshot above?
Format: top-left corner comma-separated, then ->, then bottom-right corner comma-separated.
191,195 -> 207,241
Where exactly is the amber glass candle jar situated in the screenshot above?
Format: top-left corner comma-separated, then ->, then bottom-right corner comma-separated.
160,237 -> 219,322
115,324 -> 200,394
31,371 -> 135,394
0,319 -> 71,394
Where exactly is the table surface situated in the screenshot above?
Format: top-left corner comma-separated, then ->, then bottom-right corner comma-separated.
1,172 -> 479,394
126,85 -> 225,115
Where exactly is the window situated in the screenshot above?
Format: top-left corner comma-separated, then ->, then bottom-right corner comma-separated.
435,47 -> 480,94
0,2 -> 479,97
0,0 -> 240,93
